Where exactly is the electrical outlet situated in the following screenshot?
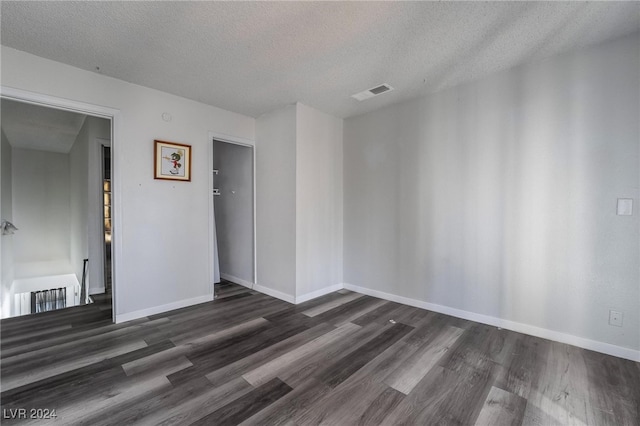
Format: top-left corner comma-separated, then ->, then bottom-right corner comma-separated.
609,310 -> 623,327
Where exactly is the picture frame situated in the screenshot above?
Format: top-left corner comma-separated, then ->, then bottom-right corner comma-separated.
154,140 -> 192,181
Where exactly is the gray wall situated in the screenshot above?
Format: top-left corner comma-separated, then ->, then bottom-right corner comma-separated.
296,103 -> 343,297
255,103 -> 344,301
12,148 -> 71,276
213,140 -> 254,284
256,105 -> 297,298
69,117 -> 89,287
343,33 -> 639,351
69,116 -> 110,291
1,131 -> 14,317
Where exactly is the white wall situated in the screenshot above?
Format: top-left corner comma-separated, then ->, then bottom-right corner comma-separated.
212,140 -> 254,284
255,103 -> 344,302
1,130 -> 14,317
296,103 -> 343,298
344,33 -> 640,354
1,46 -> 255,320
12,148 -> 72,277
255,105 -> 297,299
69,116 -> 89,287
70,116 -> 110,294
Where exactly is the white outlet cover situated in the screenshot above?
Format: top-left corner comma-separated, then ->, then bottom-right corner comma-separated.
617,198 -> 633,215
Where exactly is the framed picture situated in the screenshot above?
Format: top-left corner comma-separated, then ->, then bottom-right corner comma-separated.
154,140 -> 191,181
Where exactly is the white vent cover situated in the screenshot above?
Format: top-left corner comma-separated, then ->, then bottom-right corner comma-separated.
351,84 -> 394,101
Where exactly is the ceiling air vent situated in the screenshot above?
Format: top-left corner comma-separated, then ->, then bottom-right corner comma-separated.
351,84 -> 394,101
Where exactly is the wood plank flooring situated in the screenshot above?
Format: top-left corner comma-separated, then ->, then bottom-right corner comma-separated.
1,280 -> 638,425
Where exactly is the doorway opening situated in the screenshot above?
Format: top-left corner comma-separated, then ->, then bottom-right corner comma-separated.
210,135 -> 256,299
0,91 -> 117,322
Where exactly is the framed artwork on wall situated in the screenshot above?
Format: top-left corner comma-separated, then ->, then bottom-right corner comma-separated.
154,140 -> 191,181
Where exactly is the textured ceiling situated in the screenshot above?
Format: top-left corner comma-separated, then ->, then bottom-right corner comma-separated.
1,99 -> 86,153
1,1 -> 639,119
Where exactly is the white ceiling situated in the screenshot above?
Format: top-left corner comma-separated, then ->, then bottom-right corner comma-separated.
1,99 -> 87,153
1,1 -> 639,119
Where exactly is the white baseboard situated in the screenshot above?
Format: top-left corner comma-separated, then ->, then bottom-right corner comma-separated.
251,282 -> 344,305
252,284 -> 295,304
220,273 -> 254,289
89,286 -> 105,295
115,294 -> 213,324
296,283 -> 344,304
343,283 -> 640,362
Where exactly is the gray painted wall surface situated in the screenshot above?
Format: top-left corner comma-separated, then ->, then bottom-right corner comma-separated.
343,33 -> 639,351
213,140 -> 254,283
255,103 -> 344,300
69,117 -> 89,287
296,103 -> 343,296
256,105 -> 297,297
68,116 -> 110,291
12,148 -> 71,272
1,131 -> 14,317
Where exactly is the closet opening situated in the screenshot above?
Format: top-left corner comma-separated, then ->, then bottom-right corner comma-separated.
210,137 -> 255,299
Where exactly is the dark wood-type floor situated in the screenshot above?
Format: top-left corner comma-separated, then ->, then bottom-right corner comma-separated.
1,280 -> 638,425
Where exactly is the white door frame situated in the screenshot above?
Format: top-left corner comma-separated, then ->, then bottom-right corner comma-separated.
208,131 -> 256,292
1,86 -> 122,322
